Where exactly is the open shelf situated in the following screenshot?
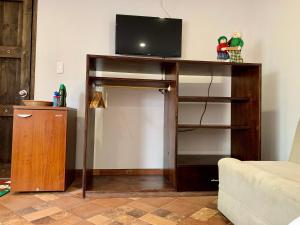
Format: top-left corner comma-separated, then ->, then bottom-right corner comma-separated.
89,77 -> 174,89
178,96 -> 249,103
178,124 -> 249,130
177,154 -> 230,166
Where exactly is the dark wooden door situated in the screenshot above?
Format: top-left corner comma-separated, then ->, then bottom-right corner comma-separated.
0,0 -> 35,169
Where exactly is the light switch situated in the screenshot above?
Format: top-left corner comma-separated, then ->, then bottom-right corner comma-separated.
56,61 -> 64,74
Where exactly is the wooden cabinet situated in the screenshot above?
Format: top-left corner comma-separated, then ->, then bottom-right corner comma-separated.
177,166 -> 219,191
11,106 -> 77,192
176,155 -> 227,191
83,55 -> 261,196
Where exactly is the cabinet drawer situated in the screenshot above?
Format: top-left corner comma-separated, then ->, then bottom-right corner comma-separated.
176,165 -> 219,191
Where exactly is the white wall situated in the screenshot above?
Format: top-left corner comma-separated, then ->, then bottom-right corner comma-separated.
35,0 -> 298,169
178,73 -> 232,156
93,89 -> 164,169
259,0 -> 300,160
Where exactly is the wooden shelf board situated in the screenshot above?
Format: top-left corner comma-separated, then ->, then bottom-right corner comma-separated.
178,96 -> 249,103
87,54 -> 261,67
86,175 -> 174,193
13,106 -> 76,111
177,154 -> 230,166
178,124 -> 249,130
89,77 -> 174,89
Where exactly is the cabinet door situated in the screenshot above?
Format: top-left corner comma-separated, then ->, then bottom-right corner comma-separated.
11,110 -> 67,191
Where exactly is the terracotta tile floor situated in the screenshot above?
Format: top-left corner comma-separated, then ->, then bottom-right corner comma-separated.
0,187 -> 232,225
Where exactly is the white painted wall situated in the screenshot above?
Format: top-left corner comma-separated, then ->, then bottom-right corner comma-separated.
178,73 -> 232,156
35,0 -> 299,168
93,89 -> 164,169
259,0 -> 300,160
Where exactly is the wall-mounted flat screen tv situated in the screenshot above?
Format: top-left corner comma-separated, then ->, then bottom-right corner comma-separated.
115,14 -> 182,57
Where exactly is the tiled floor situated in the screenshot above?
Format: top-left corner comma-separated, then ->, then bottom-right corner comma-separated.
0,186 -> 232,225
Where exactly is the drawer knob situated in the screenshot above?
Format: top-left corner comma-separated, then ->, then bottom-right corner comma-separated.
7,50 -> 11,54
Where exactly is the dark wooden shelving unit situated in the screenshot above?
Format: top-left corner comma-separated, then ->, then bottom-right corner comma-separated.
178,96 -> 249,103
176,61 -> 261,191
178,124 -> 249,130
83,54 -> 261,197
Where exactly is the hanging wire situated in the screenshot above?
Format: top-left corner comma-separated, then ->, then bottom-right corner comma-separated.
179,67 -> 214,133
160,0 -> 171,17
199,74 -> 214,125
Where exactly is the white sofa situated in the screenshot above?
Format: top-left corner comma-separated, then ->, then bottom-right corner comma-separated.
218,121 -> 300,225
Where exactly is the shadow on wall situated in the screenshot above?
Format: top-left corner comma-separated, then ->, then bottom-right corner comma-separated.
246,39 -> 262,63
76,116 -> 85,168
262,110 -> 280,160
261,71 -> 280,161
74,92 -> 86,169
109,20 -> 115,54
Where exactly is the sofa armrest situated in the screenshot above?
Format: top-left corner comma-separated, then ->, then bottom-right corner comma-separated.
218,158 -> 300,225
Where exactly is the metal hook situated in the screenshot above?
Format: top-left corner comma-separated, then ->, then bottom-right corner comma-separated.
158,85 -> 171,95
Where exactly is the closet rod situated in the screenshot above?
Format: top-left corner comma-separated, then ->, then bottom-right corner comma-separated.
94,84 -> 172,92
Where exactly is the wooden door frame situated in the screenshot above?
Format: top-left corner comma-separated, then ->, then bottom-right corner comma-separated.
30,0 -> 38,99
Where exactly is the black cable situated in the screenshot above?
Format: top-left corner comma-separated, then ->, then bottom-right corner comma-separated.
199,74 -> 213,125
179,72 -> 214,133
160,0 -> 171,17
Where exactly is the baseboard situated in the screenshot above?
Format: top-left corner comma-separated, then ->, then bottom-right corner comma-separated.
76,169 -> 163,177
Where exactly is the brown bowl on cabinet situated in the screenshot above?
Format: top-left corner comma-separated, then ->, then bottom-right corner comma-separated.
22,100 -> 53,107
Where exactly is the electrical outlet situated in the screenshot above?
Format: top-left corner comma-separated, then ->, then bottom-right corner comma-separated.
56,61 -> 64,74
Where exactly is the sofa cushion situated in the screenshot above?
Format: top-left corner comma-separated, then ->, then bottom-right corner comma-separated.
245,161 -> 300,183
218,158 -> 300,225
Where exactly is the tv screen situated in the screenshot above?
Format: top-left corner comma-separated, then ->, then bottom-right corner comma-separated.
115,14 -> 182,57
